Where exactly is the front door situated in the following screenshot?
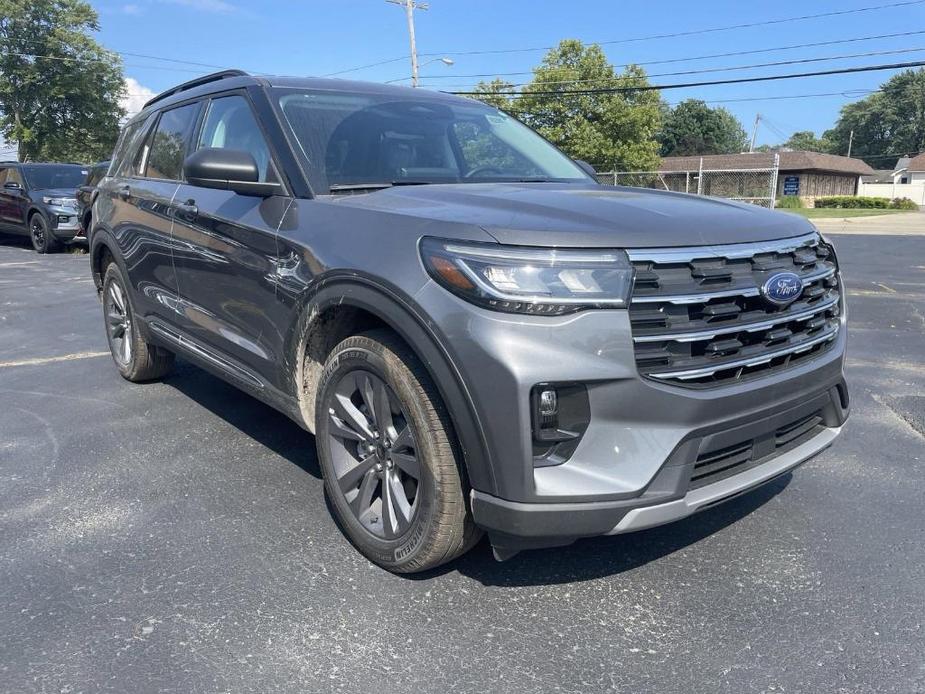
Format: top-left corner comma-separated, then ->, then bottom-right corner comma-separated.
169,93 -> 292,390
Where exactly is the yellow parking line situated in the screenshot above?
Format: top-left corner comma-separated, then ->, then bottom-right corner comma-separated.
0,351 -> 110,369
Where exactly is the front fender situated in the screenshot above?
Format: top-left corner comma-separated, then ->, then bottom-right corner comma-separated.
289,275 -> 497,495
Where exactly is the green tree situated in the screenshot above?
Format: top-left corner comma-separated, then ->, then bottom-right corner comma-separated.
658,99 -> 748,156
470,78 -> 516,111
823,69 -> 925,160
491,40 -> 661,171
0,0 -> 125,162
782,130 -> 832,152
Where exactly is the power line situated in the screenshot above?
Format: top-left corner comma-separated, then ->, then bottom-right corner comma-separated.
450,59 -> 925,97
409,29 -> 925,83
1,50 -> 207,74
326,0 -> 925,77
422,0 -> 925,58
429,46 -> 925,90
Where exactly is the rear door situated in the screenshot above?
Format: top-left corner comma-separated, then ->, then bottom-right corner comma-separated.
106,103 -> 200,325
169,92 -> 292,389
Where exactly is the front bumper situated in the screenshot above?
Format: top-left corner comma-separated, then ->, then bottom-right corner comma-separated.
48,207 -> 81,240
414,279 -> 848,551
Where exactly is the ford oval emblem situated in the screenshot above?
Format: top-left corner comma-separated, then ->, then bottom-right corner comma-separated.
761,271 -> 803,306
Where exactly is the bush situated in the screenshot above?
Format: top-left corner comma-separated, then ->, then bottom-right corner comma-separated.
815,196 -> 890,209
776,196 -> 804,209
890,197 -> 919,210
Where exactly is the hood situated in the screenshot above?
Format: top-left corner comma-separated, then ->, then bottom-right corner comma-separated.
35,187 -> 79,199
328,182 -> 815,248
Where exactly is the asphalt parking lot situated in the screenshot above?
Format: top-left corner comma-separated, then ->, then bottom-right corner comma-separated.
1,230 -> 923,694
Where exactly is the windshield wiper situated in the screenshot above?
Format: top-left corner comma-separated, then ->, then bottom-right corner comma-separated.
329,180 -> 433,193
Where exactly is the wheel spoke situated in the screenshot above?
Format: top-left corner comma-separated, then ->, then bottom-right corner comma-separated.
381,472 -> 397,539
391,425 -> 413,451
107,309 -> 123,326
328,411 -> 364,442
387,470 -> 413,529
391,452 -> 420,480
331,393 -> 374,441
110,284 -> 125,312
348,468 -> 378,518
374,379 -> 395,439
120,331 -> 130,362
358,373 -> 378,429
337,453 -> 378,493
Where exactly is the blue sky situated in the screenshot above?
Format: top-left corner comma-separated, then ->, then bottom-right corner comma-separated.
88,0 -> 925,153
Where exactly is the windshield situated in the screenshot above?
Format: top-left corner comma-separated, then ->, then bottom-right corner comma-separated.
21,165 -> 88,191
275,89 -> 591,193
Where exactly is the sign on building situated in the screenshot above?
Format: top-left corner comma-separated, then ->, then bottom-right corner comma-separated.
783,175 -> 800,196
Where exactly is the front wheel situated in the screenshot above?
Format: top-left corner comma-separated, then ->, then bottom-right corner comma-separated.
102,263 -> 175,382
315,330 -> 480,573
29,214 -> 59,254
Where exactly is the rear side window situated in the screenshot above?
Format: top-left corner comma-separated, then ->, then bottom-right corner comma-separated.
197,95 -> 277,183
146,103 -> 200,181
111,118 -> 145,177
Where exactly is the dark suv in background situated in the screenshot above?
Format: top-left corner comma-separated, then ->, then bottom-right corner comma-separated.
89,71 -> 848,573
0,161 -> 88,252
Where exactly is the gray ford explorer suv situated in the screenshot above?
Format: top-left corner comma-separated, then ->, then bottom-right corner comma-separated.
89,71 -> 848,573
0,161 -> 88,253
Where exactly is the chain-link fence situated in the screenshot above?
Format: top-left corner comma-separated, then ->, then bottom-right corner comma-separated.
596,155 -> 781,208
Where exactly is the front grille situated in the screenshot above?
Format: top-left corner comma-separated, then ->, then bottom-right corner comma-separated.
627,233 -> 841,387
690,410 -> 826,489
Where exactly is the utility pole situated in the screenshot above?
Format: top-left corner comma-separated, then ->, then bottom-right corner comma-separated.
847,129 -> 855,158
749,113 -> 761,153
387,0 -> 429,87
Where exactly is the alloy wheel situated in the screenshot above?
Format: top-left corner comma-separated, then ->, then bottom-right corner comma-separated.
326,370 -> 421,539
30,217 -> 46,250
105,280 -> 133,366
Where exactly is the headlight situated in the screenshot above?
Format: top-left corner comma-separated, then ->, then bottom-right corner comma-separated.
420,237 -> 634,314
42,196 -> 76,207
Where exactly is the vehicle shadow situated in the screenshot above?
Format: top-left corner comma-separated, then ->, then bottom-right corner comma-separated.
157,358 -> 790,587
161,360 -> 322,479
0,232 -> 32,249
442,474 -> 791,587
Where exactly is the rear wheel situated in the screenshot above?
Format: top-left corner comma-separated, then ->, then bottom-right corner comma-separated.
102,263 -> 174,381
315,330 -> 480,573
29,213 -> 59,254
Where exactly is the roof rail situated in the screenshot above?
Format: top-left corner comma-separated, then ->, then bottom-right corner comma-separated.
143,69 -> 249,109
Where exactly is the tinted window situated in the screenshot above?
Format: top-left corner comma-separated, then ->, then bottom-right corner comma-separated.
275,89 -> 589,192
112,118 -> 146,177
87,163 -> 109,186
146,103 -> 200,181
198,95 -> 276,183
6,168 -> 24,187
21,165 -> 87,190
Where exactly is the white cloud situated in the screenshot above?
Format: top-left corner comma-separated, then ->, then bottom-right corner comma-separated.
121,77 -> 157,118
121,3 -> 143,14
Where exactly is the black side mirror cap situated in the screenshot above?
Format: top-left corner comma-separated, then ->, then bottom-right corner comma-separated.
183,148 -> 282,197
574,160 -> 598,178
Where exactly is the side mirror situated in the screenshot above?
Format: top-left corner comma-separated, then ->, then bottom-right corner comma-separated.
4,181 -> 22,192
574,160 -> 598,177
183,148 -> 281,197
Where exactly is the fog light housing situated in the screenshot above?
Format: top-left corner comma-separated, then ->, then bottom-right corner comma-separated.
531,383 -> 591,466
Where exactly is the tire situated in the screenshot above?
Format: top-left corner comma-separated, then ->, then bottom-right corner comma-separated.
102,262 -> 175,382
315,329 -> 480,573
29,213 -> 59,254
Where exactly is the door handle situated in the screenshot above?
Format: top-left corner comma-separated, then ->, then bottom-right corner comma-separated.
118,185 -> 131,201
177,199 -> 198,222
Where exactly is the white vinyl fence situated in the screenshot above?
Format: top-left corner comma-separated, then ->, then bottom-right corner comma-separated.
858,182 -> 925,205
597,155 -> 781,209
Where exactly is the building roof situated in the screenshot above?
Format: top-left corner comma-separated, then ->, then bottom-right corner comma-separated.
906,153 -> 925,171
659,151 -> 875,176
894,156 -> 912,172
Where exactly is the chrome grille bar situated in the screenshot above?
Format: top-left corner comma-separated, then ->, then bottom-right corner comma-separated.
633,294 -> 839,343
646,324 -> 840,381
